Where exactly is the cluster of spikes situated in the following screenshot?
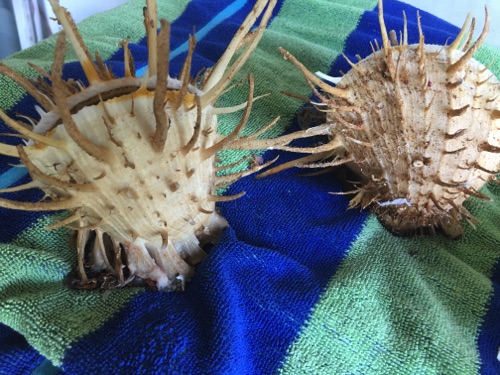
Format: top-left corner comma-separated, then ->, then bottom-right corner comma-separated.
275,0 -> 500,238
0,0 -> 325,290
0,0 -> 499,291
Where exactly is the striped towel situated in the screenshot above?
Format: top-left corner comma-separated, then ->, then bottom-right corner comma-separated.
1,0 -> 499,373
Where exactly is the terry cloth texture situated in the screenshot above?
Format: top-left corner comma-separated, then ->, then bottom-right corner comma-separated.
0,0 -> 499,374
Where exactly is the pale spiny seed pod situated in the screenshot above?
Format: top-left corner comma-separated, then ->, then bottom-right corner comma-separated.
0,0 -> 287,291
274,0 -> 500,238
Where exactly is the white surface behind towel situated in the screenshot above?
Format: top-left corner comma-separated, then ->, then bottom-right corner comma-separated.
400,0 -> 500,47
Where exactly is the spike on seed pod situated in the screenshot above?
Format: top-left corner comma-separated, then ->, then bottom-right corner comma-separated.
274,0 -> 500,238
0,0 -> 284,291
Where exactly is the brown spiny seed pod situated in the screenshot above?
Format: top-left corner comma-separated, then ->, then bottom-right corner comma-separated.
274,0 -> 500,238
0,0 -> 284,291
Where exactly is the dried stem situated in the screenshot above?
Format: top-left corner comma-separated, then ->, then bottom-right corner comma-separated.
279,48 -> 349,99
144,0 -> 158,77
51,32 -> 108,161
181,95 -> 202,154
202,0 -> 272,91
202,74 -> 255,159
0,62 -> 54,111
447,7 -> 489,75
48,0 -> 100,83
152,19 -> 171,153
0,142 -> 19,158
0,109 -> 65,149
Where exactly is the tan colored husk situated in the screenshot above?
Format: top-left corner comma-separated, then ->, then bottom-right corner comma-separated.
275,0 -> 500,238
0,0 -> 302,291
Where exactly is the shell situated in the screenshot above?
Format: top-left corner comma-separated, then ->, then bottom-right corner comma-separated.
275,0 -> 500,238
0,0 -> 280,291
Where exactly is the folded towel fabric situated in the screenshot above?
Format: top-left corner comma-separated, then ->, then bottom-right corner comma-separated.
0,0 -> 499,374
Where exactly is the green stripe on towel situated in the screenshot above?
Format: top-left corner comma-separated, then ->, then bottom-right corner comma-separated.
280,173 -> 500,373
0,213 -> 140,365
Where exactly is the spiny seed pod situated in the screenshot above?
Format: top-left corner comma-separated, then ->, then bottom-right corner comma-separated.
0,0 -> 290,291
275,0 -> 500,238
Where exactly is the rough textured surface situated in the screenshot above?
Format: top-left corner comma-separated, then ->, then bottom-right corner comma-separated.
1,1 -> 500,374
282,0 -> 500,237
0,0 -> 279,291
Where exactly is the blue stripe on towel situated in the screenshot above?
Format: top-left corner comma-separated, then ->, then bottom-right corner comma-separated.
135,0 -> 248,78
331,0 -> 459,78
0,323 -> 46,375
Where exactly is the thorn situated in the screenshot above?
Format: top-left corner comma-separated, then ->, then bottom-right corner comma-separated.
202,74 -> 255,159
462,17 -> 476,52
0,196 -> 78,211
258,151 -> 333,178
51,32 -> 108,161
48,0 -> 101,83
279,48 -> 349,99
402,11 -> 408,45
448,12 -> 473,51
0,109 -> 65,150
447,7 -> 489,76
120,37 -> 134,77
181,95 -> 202,154
177,34 -> 196,108
208,191 -> 246,202
152,19 -> 171,153
202,0 -> 276,92
215,156 -> 278,185
342,53 -> 365,74
377,0 -> 390,53
389,30 -> 398,46
143,0 -> 158,77
0,142 -> 19,158
45,211 -> 82,230
0,180 -> 40,194
0,62 -> 54,111
447,104 -> 470,117
200,0 -> 277,107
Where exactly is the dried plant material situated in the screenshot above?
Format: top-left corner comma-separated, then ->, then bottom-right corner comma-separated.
0,0 -> 285,291
277,0 -> 500,238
